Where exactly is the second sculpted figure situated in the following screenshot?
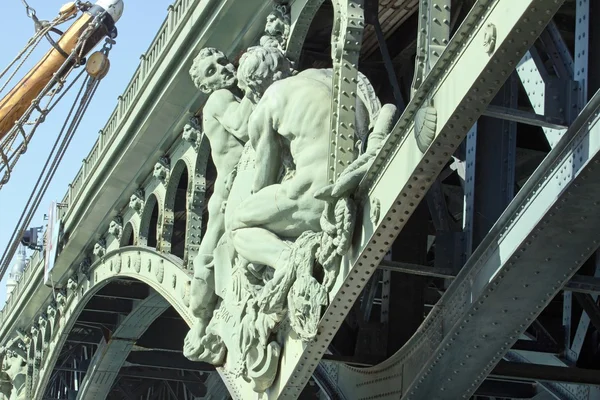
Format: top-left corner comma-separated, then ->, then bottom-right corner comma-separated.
184,47 -> 256,362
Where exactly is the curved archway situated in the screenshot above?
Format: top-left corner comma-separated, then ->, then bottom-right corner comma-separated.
32,247 -> 194,399
173,167 -> 190,259
139,194 -> 160,248
162,160 -> 190,261
120,221 -> 135,247
186,133 -> 212,265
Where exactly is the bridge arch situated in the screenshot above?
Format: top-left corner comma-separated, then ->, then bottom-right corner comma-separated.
185,133 -> 213,265
138,193 -> 161,248
162,159 -> 191,262
120,220 -> 136,247
31,247 -> 193,399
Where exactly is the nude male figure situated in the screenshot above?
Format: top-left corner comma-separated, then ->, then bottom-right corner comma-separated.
184,47 -> 255,358
230,62 -> 395,272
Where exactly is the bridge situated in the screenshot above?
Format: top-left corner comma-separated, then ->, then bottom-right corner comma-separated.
1,0 -> 600,398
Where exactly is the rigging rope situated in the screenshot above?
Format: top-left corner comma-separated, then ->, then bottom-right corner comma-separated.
0,11 -> 75,92
0,8 -> 113,283
19,0 -> 37,18
0,71 -> 102,283
0,7 -> 103,186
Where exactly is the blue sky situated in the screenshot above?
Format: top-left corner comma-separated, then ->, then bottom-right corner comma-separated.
0,0 -> 171,305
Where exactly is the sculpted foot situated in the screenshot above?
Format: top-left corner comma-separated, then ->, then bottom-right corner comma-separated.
183,318 -> 208,361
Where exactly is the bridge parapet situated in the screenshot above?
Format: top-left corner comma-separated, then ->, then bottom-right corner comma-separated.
61,0 -> 198,217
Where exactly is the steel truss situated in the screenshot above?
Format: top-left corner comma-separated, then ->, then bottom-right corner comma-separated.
274,0 -> 568,398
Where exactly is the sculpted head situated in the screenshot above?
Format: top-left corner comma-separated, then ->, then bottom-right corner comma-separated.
237,46 -> 292,102
190,47 -> 237,94
259,34 -> 282,49
265,6 -> 290,40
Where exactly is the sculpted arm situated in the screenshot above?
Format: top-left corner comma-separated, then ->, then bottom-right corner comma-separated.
249,103 -> 280,193
210,91 -> 254,143
315,104 -> 398,200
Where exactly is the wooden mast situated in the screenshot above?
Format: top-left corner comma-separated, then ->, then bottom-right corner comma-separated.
0,0 -> 123,143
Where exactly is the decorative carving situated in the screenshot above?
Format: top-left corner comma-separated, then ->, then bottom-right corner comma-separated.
259,4 -> 291,51
415,105 -> 437,153
66,277 -> 78,292
129,190 -> 145,213
155,260 -> 165,284
46,305 -> 56,323
153,156 -> 170,183
183,40 -> 396,391
0,348 -> 26,399
30,325 -> 38,340
79,257 -> 92,278
483,23 -> 497,55
108,217 -> 123,239
182,121 -> 200,145
93,239 -> 106,258
113,256 -> 122,274
133,253 -> 141,273
37,315 -> 47,331
370,197 -> 381,225
55,291 -> 67,313
181,280 -> 190,308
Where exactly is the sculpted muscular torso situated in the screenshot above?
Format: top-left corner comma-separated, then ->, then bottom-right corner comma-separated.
184,48 -> 254,359
229,69 -> 346,269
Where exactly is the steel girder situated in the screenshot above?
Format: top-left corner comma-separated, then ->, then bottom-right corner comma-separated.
276,0 -> 566,398
75,292 -> 170,400
330,72 -> 600,399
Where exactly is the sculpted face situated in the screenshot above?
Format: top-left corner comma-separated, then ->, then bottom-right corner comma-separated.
192,50 -> 236,94
265,12 -> 285,37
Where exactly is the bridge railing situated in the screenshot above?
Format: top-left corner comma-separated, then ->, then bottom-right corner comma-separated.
0,0 -> 197,328
0,250 -> 42,326
61,0 -> 195,214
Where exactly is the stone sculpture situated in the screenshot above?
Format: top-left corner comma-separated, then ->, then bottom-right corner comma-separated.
129,190 -> 144,213
0,347 -> 26,400
182,5 -> 397,390
153,157 -> 170,183
108,218 -> 123,239
259,5 -> 290,51
184,46 -> 261,360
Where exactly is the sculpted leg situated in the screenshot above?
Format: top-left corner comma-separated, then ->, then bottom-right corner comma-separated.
230,180 -> 324,269
232,227 -> 290,269
185,256 -> 218,360
194,184 -> 227,270
230,182 -> 322,235
185,185 -> 227,361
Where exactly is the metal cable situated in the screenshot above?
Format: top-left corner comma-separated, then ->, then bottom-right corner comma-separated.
19,0 -> 36,18
0,73 -> 88,277
0,12 -> 105,186
0,74 -> 101,282
0,13 -> 110,280
0,9 -> 75,85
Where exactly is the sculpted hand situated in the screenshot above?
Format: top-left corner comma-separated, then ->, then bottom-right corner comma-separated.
314,104 -> 397,201
314,146 -> 380,201
244,86 -> 260,105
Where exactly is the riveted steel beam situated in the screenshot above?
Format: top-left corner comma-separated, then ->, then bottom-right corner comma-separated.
400,89 -> 600,398
76,292 -> 170,400
275,1 -> 566,398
